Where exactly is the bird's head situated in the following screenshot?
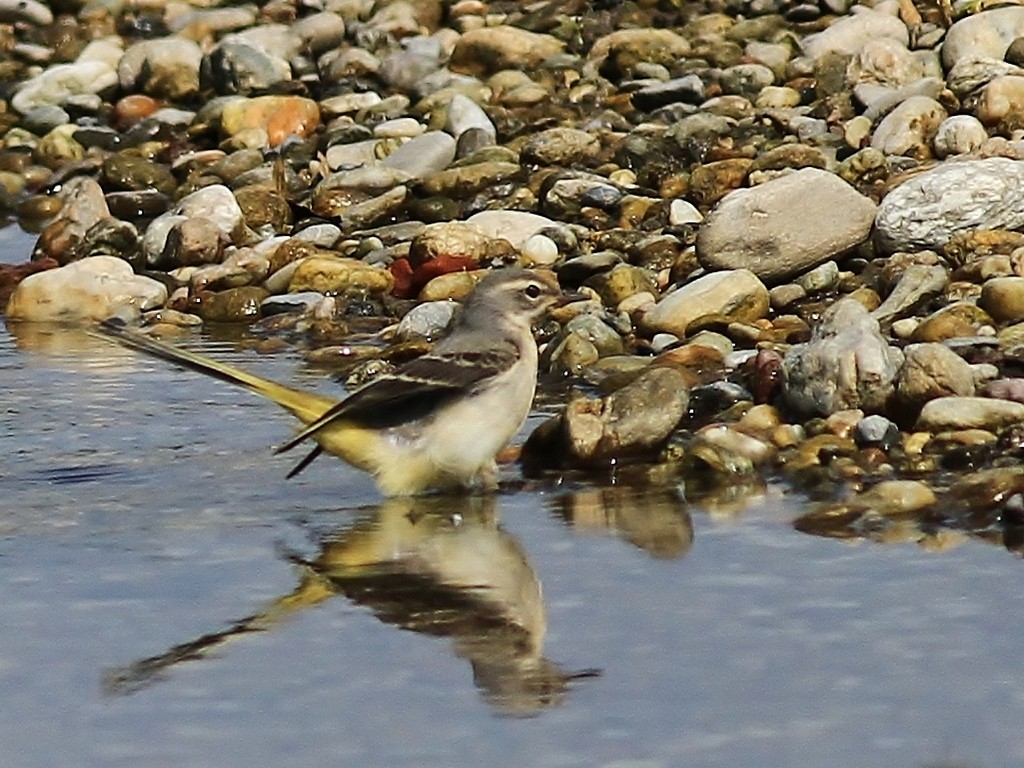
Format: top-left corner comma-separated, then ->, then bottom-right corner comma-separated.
464,268 -> 581,331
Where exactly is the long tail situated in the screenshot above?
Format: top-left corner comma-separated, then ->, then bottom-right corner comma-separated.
94,319 -> 337,426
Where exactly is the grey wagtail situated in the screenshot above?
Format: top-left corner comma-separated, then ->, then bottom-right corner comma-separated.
98,267 -> 581,495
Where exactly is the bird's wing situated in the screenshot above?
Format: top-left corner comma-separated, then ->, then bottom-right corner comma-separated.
275,346 -> 519,455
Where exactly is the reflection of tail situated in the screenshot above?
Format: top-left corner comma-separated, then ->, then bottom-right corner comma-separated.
103,616 -> 266,696
94,319 -> 334,425
103,565 -> 335,697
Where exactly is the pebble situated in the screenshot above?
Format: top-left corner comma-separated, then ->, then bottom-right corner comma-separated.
640,270 -> 769,338
801,8 -> 909,60
382,131 -> 457,179
941,7 -> 1024,69
933,115 -> 989,158
870,96 -> 947,158
696,168 -> 877,284
916,396 -> 1024,432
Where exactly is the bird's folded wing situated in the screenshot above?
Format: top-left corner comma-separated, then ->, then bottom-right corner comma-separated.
275,347 -> 518,454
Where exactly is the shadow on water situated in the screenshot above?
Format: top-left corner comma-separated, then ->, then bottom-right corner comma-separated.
103,493 -> 604,716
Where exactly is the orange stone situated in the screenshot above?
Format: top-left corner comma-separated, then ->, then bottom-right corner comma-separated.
114,94 -> 161,130
221,96 -> 321,148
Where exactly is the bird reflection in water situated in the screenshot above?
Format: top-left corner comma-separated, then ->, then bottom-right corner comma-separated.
103,494 -> 598,715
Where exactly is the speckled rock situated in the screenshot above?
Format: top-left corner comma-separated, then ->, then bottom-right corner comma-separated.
520,128 -> 601,167
696,168 -> 876,284
876,159 -> 1024,252
784,298 -> 904,417
870,96 -> 946,158
288,256 -> 393,295
5,256 -> 166,322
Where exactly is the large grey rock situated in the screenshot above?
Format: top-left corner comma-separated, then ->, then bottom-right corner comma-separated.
942,7 -> 1024,69
875,158 -> 1024,252
801,8 -> 909,60
784,298 -> 904,417
696,168 -> 876,284
5,256 -> 167,322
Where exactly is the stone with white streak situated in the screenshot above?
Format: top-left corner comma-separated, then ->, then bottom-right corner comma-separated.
875,158 -> 1024,252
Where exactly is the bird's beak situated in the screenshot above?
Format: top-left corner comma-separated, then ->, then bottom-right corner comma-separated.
555,291 -> 591,307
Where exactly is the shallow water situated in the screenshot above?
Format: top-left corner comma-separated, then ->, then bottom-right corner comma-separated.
3,322 -> 1024,768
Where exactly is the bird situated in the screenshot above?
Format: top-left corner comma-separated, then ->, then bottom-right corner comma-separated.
97,267 -> 580,496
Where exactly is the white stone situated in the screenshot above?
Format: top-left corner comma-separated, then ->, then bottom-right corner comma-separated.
11,61 -> 119,114
520,233 -> 560,266
933,115 -> 988,158
5,257 -> 167,322
465,210 -> 555,248
876,158 -> 1024,252
669,199 -> 703,226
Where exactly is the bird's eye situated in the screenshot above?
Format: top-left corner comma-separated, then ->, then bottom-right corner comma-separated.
525,284 -> 542,299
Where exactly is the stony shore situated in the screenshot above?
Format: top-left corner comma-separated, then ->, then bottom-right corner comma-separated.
5,0 -> 1024,548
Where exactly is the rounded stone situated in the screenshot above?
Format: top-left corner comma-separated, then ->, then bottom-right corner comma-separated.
933,115 -> 989,158
697,168 -> 876,284
640,269 -> 769,338
980,276 -> 1024,323
5,256 -> 167,322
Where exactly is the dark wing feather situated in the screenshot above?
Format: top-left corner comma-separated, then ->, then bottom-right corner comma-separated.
275,347 -> 518,455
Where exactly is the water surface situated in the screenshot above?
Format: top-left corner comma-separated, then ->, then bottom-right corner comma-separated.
2,323 -> 1023,767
